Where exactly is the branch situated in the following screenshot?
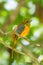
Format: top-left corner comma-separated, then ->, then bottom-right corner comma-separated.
0,29 -> 12,36
0,29 -> 43,48
1,0 -> 25,32
21,45 -> 40,65
0,40 -> 24,55
0,38 -> 40,65
13,31 -> 43,48
35,3 -> 43,23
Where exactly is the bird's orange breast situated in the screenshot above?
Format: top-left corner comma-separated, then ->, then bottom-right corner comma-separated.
20,25 -> 30,37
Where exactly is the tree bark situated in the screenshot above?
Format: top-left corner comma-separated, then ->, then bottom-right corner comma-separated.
35,4 -> 43,23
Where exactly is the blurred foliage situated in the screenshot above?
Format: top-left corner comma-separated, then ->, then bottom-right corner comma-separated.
0,0 -> 43,65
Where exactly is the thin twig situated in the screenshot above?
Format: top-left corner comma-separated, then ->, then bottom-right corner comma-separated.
0,37 -> 40,65
21,45 -> 40,65
0,40 -> 25,55
0,29 -> 12,36
0,39 -> 40,65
